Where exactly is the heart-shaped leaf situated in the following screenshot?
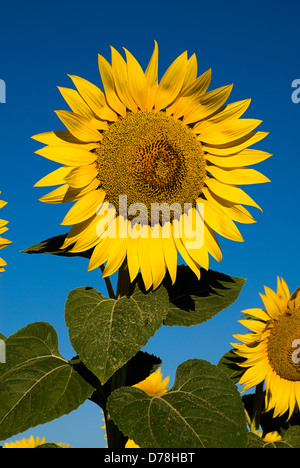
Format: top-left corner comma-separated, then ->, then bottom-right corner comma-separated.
107,359 -> 248,448
65,283 -> 169,384
163,266 -> 246,326
0,322 -> 94,441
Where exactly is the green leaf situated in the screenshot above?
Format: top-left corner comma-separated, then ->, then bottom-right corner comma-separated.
0,322 -> 94,441
163,266 -> 246,326
21,233 -> 92,258
65,283 -> 169,385
217,349 -> 246,383
107,359 -> 248,448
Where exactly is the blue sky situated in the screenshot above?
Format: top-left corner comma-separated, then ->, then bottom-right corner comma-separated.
0,0 -> 299,448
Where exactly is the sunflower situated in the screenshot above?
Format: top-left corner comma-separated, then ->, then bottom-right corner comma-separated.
101,368 -> 169,448
232,277 -> 300,419
133,366 -> 169,396
3,435 -> 72,448
0,193 -> 11,275
125,367 -> 169,448
32,42 -> 271,290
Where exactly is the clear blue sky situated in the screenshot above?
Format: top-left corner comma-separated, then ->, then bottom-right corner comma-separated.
0,0 -> 299,448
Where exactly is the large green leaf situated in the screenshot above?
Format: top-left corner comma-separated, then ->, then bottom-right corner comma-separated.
107,359 -> 248,448
163,266 -> 246,326
65,283 -> 169,385
0,322 -> 94,441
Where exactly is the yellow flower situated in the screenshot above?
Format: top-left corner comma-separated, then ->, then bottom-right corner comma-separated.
33,42 -> 270,290
0,193 -> 11,275
232,277 -> 300,419
260,431 -> 282,442
133,367 -> 169,396
125,367 -> 170,448
3,435 -> 72,448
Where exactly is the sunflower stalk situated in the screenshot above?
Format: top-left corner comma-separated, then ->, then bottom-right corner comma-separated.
250,381 -> 264,434
100,264 -> 116,299
106,260 -> 131,448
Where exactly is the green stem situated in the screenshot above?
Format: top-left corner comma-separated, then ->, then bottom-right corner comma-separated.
104,260 -> 131,448
250,381 -> 264,434
116,259 -> 130,298
100,265 -> 116,299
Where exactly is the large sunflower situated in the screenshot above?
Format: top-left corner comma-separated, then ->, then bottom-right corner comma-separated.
232,277 -> 300,419
32,42 -> 271,290
0,193 -> 11,275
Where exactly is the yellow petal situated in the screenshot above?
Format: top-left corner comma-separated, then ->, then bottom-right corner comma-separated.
203,223 -> 222,262
182,68 -> 211,97
137,225 -> 153,291
148,225 -> 166,290
39,179 -> 99,204
161,222 -> 178,284
171,219 -> 200,279
124,48 -> 148,111
68,74 -> 117,121
110,47 -> 138,112
62,189 -> 106,225
88,236 -> 111,271
154,51 -> 188,111
203,131 -> 268,156
259,291 -> 281,320
205,178 -> 262,210
126,234 -> 140,282
241,308 -> 269,321
205,149 -> 272,167
31,130 -> 98,148
197,118 -> 262,146
35,146 -> 97,166
168,68 -> 212,119
39,184 -> 73,203
98,54 -> 126,116
68,216 -> 105,252
276,276 -> 290,303
193,99 -> 251,133
183,84 -> 233,124
0,237 -> 11,248
64,165 -> 98,188
0,219 -> 9,228
55,110 -> 102,142
102,219 -> 127,277
208,165 -> 270,185
145,40 -> 159,109
58,86 -> 95,120
201,198 -> 244,242
202,188 -> 256,225
180,53 -> 198,94
34,166 -> 73,187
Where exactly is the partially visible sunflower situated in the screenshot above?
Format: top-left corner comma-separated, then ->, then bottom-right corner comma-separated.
232,277 -> 300,419
0,192 -> 11,274
101,368 -> 169,447
260,431 -> 282,442
33,42 -> 271,290
133,366 -> 169,396
125,367 -> 170,448
3,435 -> 72,448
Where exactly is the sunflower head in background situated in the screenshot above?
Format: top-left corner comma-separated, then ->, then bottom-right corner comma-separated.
0,193 -> 11,275
32,42 -> 271,290
232,277 -> 300,420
